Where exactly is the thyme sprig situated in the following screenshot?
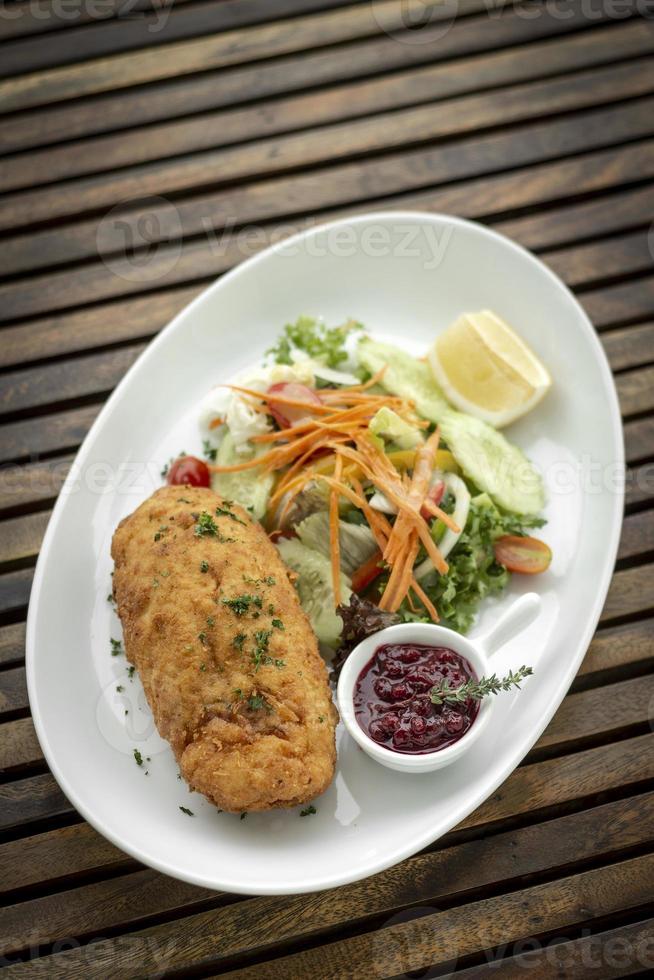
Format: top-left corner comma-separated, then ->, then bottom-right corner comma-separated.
430,666 -> 533,706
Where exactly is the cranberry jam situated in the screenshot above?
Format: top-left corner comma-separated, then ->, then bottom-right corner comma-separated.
353,643 -> 480,754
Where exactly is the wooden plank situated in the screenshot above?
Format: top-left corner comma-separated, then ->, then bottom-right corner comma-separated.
0,345 -> 145,418
0,455 -> 74,514
0,773 -> 70,833
535,675 -> 654,750
0,570 -> 33,618
601,563 -> 654,622
0,405 -> 100,463
0,0 -> 365,77
0,511 -> 50,567
420,918 -> 654,978
0,623 -> 25,668
625,417 -> 654,464
0,0 -> 622,155
0,792 -> 652,965
3,119 -> 654,323
0,0 -> 493,113
0,717 -> 41,773
4,17 -> 652,194
0,286 -> 199,369
546,229 -> 654,291
602,321 -> 654,372
616,365 -> 654,418
0,822 -> 129,894
0,0 -> 197,44
3,60 -> 654,234
579,617 -> 654,675
6,850 -> 653,979
583,276 -> 654,329
0,667 -> 28,716
626,463 -> 654,508
212,855 -> 654,979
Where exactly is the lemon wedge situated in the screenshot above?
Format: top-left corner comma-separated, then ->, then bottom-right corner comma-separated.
427,310 -> 552,427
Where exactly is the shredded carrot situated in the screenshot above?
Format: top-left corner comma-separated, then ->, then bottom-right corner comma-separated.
329,457 -> 343,607
208,417 -> 224,430
422,497 -> 460,533
410,577 -> 439,622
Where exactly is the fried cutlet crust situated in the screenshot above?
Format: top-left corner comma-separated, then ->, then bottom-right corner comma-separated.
111,486 -> 337,812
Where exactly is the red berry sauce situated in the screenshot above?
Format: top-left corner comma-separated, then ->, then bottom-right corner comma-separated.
353,643 -> 480,754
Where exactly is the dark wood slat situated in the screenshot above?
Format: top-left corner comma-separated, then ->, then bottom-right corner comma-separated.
625,417 -> 654,465
3,106 -> 654,316
0,345 -> 144,418
0,510 -> 50,566
3,17 -> 652,195
8,850 -> 653,979
616,365 -> 654,419
0,569 -> 33,618
583,276 -> 654,329
0,455 -> 74,514
0,822 -> 128,894
602,563 -> 654,622
627,463 -> 654,508
0,793 -> 651,967
0,0 -> 493,113
214,855 -> 654,980
0,405 -> 100,463
0,773 -> 69,833
0,667 -> 27,716
602,321 -> 654,373
0,622 -> 25,667
546,229 -> 654,292
0,0 -> 618,156
3,60 -> 654,235
0,0 -> 197,44
0,285 -> 199,370
412,918 -> 654,979
0,0 -> 365,78
579,617 -> 654,676
0,717 -> 41,773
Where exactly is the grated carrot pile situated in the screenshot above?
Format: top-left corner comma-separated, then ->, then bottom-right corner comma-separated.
208,372 -> 451,619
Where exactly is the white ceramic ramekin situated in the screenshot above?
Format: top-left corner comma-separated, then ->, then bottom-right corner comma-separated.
336,593 -> 541,773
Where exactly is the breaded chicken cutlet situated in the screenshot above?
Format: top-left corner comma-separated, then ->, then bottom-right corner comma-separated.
111,486 -> 337,812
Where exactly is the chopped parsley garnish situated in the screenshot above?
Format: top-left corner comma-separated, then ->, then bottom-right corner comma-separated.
215,504 -> 246,525
198,632 -> 207,646
243,574 -> 276,586
222,593 -> 262,616
107,592 -> 114,603
177,497 -> 192,504
200,560 -> 209,573
199,663 -> 206,672
194,512 -> 219,537
240,812 -> 247,820
127,665 -> 136,680
233,633 -> 246,651
110,638 -> 123,657
179,806 -> 194,816
318,715 -> 324,723
133,749 -> 143,767
206,616 -> 215,627
116,685 -> 124,693
233,688 -> 243,700
247,693 -> 269,712
153,526 -> 168,542
266,315 -> 363,368
300,805 -> 317,817
252,629 -> 273,671
272,618 -> 285,631
202,439 -> 217,462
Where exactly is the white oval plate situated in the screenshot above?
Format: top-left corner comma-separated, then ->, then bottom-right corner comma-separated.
27,212 -> 623,895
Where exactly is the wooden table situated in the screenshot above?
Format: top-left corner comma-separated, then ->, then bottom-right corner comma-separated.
1,1 -> 654,976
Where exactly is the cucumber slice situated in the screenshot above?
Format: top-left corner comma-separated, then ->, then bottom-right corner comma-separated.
210,432 -> 274,521
296,512 -> 377,576
440,412 -> 544,515
277,538 -> 351,647
358,337 -> 450,423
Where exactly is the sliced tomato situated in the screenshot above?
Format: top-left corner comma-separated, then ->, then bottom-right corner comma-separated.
166,455 -> 211,488
267,382 -> 323,429
420,479 -> 445,521
351,550 -> 384,592
494,535 -> 552,574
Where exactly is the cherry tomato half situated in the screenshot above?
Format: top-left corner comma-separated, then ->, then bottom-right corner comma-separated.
493,535 -> 552,574
267,382 -> 323,429
166,455 -> 211,488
